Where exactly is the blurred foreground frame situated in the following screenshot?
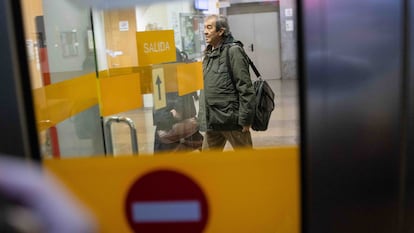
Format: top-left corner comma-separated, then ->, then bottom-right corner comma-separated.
68,0 -> 186,9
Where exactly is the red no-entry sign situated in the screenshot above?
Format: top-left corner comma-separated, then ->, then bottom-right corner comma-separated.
125,170 -> 209,233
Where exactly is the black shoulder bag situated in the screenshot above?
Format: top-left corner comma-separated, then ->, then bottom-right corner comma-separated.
226,44 -> 276,131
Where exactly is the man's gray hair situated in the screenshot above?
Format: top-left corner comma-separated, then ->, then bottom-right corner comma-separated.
206,14 -> 231,37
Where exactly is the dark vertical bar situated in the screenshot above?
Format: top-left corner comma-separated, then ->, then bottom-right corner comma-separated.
296,0 -> 308,231
299,0 -> 404,232
0,0 -> 40,161
403,0 -> 414,231
398,0 -> 410,232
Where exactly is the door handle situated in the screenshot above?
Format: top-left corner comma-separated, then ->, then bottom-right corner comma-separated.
250,44 -> 254,52
104,116 -> 139,155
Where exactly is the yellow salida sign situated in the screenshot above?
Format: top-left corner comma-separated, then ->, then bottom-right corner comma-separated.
136,30 -> 176,66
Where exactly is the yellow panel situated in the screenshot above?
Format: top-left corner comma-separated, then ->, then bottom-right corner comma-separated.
33,73 -> 98,131
136,30 -> 176,66
98,70 -> 110,78
106,67 -> 136,77
43,147 -> 300,233
99,73 -> 143,116
164,63 -> 178,92
105,66 -> 153,94
136,66 -> 153,94
177,62 -> 204,95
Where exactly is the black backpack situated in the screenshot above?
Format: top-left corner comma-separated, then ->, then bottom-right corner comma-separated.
226,44 -> 276,131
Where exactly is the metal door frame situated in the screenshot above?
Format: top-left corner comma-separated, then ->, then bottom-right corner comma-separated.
4,0 -> 414,231
297,0 -> 411,232
0,1 -> 40,161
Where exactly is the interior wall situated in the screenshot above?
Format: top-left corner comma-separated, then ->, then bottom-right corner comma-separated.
92,9 -> 108,71
135,0 -> 193,48
279,0 -> 297,79
42,0 -> 90,75
134,1 -> 195,107
103,9 -> 138,68
227,0 -> 297,79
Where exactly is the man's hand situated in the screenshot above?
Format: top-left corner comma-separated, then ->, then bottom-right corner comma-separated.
242,125 -> 250,133
170,109 -> 182,120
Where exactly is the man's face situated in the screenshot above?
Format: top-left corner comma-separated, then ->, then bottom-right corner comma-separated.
204,17 -> 224,47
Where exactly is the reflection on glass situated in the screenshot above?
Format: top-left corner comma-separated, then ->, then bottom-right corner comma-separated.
22,0 -> 105,158
151,48 -> 201,153
20,0 -> 299,157
60,31 -> 79,57
179,13 -> 205,60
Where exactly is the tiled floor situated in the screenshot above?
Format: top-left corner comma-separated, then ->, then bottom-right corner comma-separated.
110,79 -> 300,155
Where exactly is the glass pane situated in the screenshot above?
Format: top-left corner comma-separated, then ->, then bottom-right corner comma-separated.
21,0 -> 299,157
22,0 -> 105,158
20,0 -> 300,232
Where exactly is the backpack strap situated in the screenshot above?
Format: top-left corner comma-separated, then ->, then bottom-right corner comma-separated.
225,43 -> 262,86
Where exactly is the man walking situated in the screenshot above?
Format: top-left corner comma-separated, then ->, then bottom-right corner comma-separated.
199,14 -> 256,151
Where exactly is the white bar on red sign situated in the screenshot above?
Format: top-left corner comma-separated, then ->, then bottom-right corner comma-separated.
132,200 -> 201,223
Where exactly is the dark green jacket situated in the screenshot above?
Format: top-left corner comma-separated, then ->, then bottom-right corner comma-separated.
199,36 -> 256,131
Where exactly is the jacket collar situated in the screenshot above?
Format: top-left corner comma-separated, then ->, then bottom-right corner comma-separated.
205,34 -> 241,57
